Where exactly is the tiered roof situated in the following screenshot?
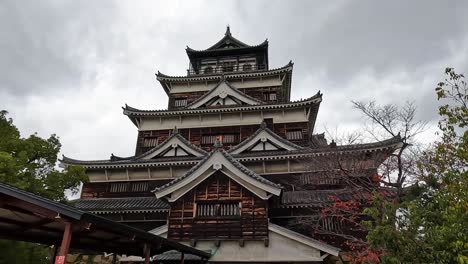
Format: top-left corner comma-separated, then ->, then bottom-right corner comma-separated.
185,26 -> 268,60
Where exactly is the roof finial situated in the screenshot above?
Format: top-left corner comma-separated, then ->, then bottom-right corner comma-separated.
214,137 -> 223,149
225,25 -> 231,36
173,126 -> 179,134
260,121 -> 267,129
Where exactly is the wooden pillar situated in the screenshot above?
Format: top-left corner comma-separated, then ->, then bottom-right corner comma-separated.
55,222 -> 72,264
144,243 -> 151,264
180,252 -> 185,264
112,254 -> 117,264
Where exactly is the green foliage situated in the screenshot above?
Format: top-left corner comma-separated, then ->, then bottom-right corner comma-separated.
0,110 -> 88,201
366,68 -> 468,264
0,110 -> 88,263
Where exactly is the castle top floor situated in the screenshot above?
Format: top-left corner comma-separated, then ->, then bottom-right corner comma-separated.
185,26 -> 269,76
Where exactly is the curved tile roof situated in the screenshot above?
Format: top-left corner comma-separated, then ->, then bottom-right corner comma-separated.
72,197 -> 169,214
123,91 -> 322,117
186,26 -> 268,54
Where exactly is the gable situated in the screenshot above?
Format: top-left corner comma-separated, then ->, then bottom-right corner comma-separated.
154,150 -> 281,202
137,133 -> 206,160
187,81 -> 262,109
229,126 -> 304,155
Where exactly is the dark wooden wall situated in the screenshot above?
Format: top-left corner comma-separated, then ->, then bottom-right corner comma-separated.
135,122 -> 310,155
168,172 -> 268,241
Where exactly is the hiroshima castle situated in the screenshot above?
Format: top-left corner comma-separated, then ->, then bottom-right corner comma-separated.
62,27 -> 401,263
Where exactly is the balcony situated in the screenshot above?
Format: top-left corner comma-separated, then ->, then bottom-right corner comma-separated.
187,64 -> 267,76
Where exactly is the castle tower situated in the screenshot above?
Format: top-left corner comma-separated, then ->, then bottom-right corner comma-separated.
63,27 -> 402,263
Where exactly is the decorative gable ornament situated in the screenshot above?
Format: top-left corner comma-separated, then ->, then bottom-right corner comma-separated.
187,80 -> 263,109
229,122 -> 304,154
136,129 -> 207,160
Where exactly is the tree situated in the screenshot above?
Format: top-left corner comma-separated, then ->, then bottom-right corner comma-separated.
351,100 -> 426,200
0,110 -> 88,263
367,68 -> 468,263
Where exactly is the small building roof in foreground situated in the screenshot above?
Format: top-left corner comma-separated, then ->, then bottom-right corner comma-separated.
0,182 -> 210,258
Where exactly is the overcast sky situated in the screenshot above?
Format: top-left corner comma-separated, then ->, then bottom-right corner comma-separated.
1,0 -> 467,161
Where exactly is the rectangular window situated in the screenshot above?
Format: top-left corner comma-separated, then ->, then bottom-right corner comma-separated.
110,182 -> 128,192
143,137 -> 158,147
320,217 -> 342,232
263,92 -> 277,102
174,98 -> 187,107
201,135 -> 217,145
131,181 -> 148,192
221,134 -> 237,144
286,129 -> 303,140
196,203 -> 240,217
201,134 -> 238,145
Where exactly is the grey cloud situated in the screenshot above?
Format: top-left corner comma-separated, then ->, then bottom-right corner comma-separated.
0,0 -> 121,96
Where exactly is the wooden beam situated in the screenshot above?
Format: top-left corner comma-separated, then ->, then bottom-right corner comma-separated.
144,243 -> 151,264
180,252 -> 185,264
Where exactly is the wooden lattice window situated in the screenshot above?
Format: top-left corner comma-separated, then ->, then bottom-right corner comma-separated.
286,129 -> 303,140
196,202 -> 240,217
110,183 -> 127,192
263,91 -> 277,102
242,64 -> 252,71
319,217 -> 343,232
131,181 -> 148,192
143,137 -> 158,147
174,98 -> 187,107
201,134 -> 237,145
221,134 -> 237,144
201,135 -> 217,145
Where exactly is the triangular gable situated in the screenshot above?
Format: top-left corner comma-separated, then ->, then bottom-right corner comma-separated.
187,80 -> 263,109
154,146 -> 281,202
136,132 -> 207,160
229,122 -> 304,155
